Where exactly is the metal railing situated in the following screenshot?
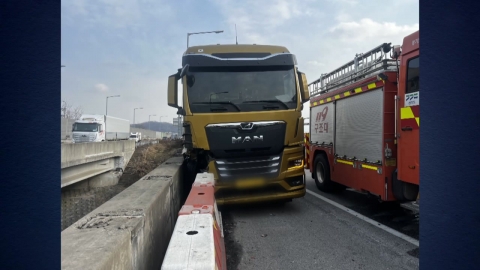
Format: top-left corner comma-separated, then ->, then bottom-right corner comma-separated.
309,43 -> 399,97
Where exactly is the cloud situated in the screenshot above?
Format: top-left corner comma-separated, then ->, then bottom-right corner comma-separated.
307,60 -> 325,67
209,1 -> 418,119
328,18 -> 419,42
95,83 -> 109,92
328,0 -> 358,6
62,0 -> 418,122
211,0 -> 313,44
211,0 -> 418,79
62,0 -> 175,31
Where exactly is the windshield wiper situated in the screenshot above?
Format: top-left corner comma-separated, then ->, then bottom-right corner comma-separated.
243,100 -> 290,109
210,107 -> 228,112
191,101 -> 241,111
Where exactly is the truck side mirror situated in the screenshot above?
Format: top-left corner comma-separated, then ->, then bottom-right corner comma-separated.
168,74 -> 179,108
297,71 -> 310,103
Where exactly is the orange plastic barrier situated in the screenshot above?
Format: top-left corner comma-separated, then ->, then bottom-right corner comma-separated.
305,133 -> 310,170
162,172 -> 226,270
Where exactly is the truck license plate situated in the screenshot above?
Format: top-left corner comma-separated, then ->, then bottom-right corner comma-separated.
234,178 -> 266,189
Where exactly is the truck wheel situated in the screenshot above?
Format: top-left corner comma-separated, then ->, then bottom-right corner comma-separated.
313,154 -> 334,192
313,154 -> 346,193
392,170 -> 419,201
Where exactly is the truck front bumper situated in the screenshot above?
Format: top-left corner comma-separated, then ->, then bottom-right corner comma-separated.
212,146 -> 306,205
215,179 -> 305,205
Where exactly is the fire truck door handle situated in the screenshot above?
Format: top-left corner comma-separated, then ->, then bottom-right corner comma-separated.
401,126 -> 413,131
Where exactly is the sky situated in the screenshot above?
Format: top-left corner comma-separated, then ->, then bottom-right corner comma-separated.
61,0 -> 419,125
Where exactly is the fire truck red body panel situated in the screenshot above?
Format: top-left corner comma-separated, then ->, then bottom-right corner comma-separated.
306,31 -> 420,203
397,31 -> 420,186
308,73 -> 399,201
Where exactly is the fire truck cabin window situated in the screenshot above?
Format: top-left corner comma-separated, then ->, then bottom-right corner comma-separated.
406,57 -> 419,94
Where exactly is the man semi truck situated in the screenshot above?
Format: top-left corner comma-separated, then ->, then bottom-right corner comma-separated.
72,114 -> 130,143
305,30 -> 420,213
167,44 -> 310,204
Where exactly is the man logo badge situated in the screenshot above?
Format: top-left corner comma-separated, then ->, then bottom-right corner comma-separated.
232,135 -> 263,144
240,122 -> 254,130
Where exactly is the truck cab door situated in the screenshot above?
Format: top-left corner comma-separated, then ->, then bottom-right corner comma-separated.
397,55 -> 420,186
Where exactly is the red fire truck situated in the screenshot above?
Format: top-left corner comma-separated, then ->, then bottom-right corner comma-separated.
305,31 -> 419,212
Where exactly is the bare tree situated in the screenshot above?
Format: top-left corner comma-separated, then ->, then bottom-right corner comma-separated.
61,100 -> 83,119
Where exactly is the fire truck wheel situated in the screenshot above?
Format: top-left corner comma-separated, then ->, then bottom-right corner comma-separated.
313,154 -> 334,192
392,170 -> 418,201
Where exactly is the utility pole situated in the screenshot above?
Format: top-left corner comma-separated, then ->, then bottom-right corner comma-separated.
62,100 -> 67,139
134,107 -> 143,127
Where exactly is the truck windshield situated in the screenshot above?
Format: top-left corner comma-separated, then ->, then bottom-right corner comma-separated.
130,135 -> 137,138
186,66 -> 297,113
73,123 -> 99,132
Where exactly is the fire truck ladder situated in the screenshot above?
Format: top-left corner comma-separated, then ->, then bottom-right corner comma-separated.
308,43 -> 399,97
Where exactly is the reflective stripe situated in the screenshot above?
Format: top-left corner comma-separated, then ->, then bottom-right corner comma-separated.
336,159 -> 354,165
361,164 -> 378,170
310,80 -> 384,107
400,106 -> 420,129
304,133 -> 310,168
400,107 -> 415,119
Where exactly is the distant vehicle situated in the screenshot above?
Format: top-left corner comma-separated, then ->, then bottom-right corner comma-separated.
129,132 -> 142,142
72,114 -> 130,143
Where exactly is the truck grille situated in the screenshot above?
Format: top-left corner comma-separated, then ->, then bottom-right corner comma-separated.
205,121 -> 286,159
214,154 -> 282,181
73,134 -> 95,143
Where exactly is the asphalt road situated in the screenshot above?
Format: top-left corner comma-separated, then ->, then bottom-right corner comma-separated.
221,171 -> 420,270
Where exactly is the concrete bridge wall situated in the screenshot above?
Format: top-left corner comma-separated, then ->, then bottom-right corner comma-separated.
61,156 -> 184,270
61,140 -> 135,188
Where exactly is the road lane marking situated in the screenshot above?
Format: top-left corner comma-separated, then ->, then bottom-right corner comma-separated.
306,189 -> 419,247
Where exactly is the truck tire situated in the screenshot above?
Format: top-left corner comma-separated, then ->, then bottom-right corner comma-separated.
313,154 -> 346,193
392,169 -> 419,201
313,154 -> 334,192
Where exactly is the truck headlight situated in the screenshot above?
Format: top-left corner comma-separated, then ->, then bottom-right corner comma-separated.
289,159 -> 303,169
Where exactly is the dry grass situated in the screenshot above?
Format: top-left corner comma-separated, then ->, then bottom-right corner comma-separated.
126,141 -> 180,177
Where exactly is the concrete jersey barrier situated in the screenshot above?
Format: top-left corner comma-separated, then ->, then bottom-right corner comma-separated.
162,173 -> 227,270
61,156 -> 184,270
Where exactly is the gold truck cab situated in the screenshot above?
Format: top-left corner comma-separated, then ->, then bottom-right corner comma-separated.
168,44 -> 310,204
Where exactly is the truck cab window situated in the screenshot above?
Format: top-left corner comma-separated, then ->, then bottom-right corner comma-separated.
73,123 -> 98,132
187,66 -> 297,113
406,56 -> 419,94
